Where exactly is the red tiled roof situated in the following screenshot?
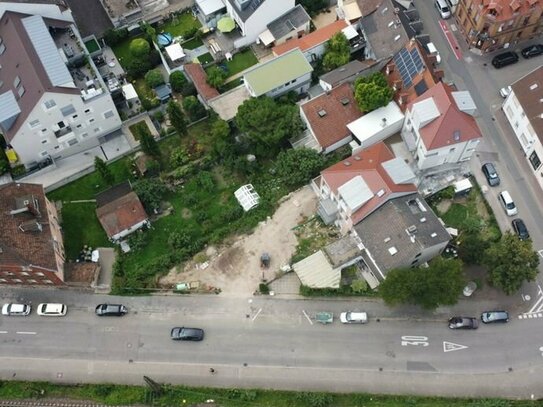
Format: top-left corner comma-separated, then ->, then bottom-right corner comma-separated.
183,63 -> 220,102
301,83 -> 362,149
96,191 -> 148,239
321,142 -> 417,224
471,0 -> 542,21
272,20 -> 348,56
407,82 -> 482,150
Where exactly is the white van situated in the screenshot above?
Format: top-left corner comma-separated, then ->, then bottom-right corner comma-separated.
340,311 -> 368,324
435,0 -> 451,18
498,191 -> 518,216
426,42 -> 441,64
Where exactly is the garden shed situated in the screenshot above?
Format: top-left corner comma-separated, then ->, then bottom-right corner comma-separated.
165,43 -> 185,62
234,184 -> 260,211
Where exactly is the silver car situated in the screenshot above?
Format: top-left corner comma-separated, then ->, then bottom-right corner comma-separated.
2,303 -> 31,316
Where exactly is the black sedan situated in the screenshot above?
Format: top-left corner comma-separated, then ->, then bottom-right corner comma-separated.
95,304 -> 128,316
521,44 -> 543,59
512,218 -> 530,240
171,327 -> 204,341
448,316 -> 479,329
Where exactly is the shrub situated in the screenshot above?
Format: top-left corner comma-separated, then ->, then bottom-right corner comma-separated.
180,82 -> 196,97
169,71 -> 188,92
103,28 -> 128,46
259,283 -> 269,294
168,231 -> 192,249
350,279 -> 368,293
195,171 -> 215,192
169,147 -> 190,168
129,38 -> 150,57
153,111 -> 165,123
206,66 -> 227,88
144,69 -> 165,88
182,96 -> 206,121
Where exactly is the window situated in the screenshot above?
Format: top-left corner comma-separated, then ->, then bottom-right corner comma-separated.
529,151 -> 541,170
84,108 -> 91,114
103,110 -> 114,119
13,76 -> 20,88
76,124 -> 82,129
94,127 -> 101,133
44,99 -> 56,109
0,43 -> 6,55
29,119 -> 40,128
41,139 -> 48,144
81,132 -> 88,138
67,138 -> 78,146
40,151 -> 48,157
58,121 -> 66,128
60,104 -> 76,116
12,279 -> 22,283
17,86 -> 25,97
88,118 -> 95,124
72,114 -> 78,119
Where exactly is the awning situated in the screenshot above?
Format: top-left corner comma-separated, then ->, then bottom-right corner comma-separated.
165,43 -> 185,61
292,250 -> 341,288
217,16 -> 236,33
342,24 -> 358,40
122,84 -> 138,100
258,29 -> 275,46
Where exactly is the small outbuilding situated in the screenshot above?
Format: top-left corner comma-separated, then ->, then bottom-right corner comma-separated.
234,184 -> 260,211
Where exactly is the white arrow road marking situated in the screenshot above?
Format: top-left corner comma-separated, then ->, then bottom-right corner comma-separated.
16,331 -> 36,335
443,341 -> 468,352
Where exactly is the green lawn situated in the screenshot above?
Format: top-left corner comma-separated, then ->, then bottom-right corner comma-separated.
198,52 -> 214,64
225,49 -> 258,76
181,37 -> 204,50
159,12 -> 201,38
128,120 -> 152,141
111,35 -> 144,69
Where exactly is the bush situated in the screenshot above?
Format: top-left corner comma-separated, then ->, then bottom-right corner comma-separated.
168,231 -> 192,249
259,283 -> 269,294
206,66 -> 227,88
182,96 -> 206,121
169,147 -> 190,168
350,279 -> 368,293
103,28 -> 128,46
195,170 -> 215,192
180,82 -> 196,97
183,26 -> 199,39
129,38 -> 150,57
169,71 -> 188,92
144,69 -> 165,88
153,111 -> 165,123
11,164 -> 26,178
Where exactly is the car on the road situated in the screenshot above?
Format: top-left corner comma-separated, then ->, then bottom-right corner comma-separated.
491,51 -> 519,68
481,163 -> 500,186
170,327 -> 204,341
340,311 -> 368,324
434,0 -> 451,18
521,44 -> 543,59
95,304 -> 128,316
481,311 -> 509,324
498,190 -> 518,216
37,303 -> 67,317
1,303 -> 31,316
511,218 -> 529,240
448,316 -> 479,329
499,85 -> 512,98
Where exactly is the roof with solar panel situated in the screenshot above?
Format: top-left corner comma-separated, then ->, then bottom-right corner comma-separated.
393,47 -> 425,88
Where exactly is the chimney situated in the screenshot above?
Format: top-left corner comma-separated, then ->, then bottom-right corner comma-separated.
398,93 -> 409,105
393,80 -> 402,90
433,69 -> 445,82
386,63 -> 395,75
381,118 -> 387,128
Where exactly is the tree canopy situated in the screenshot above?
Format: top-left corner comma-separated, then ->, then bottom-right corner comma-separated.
182,96 -> 206,122
94,156 -> 113,185
133,179 -> 168,213
235,97 -> 303,153
129,38 -> 150,58
167,100 -> 187,137
169,71 -> 188,93
144,69 -> 165,88
483,231 -> 539,295
275,148 -> 325,187
206,66 -> 228,89
323,32 -> 350,71
134,123 -> 160,158
354,72 -> 394,113
380,257 -> 465,310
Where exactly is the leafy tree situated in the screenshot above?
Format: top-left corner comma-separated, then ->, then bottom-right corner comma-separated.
144,69 -> 164,88
484,231 -> 539,295
135,124 -> 160,158
140,21 -> 156,42
380,257 -> 465,310
126,59 -> 151,79
210,119 -> 231,158
94,156 -> 113,185
354,72 -> 394,113
169,71 -> 188,93
323,32 -> 350,71
103,28 -> 128,46
167,100 -> 188,136
296,0 -> 327,16
133,179 -> 168,213
206,66 -> 227,88
351,279 -> 368,293
182,96 -> 206,121
129,38 -> 150,58
235,97 -> 303,153
275,148 -> 325,187
458,232 -> 490,265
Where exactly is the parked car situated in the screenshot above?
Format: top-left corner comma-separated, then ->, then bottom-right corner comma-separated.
1,303 -> 31,316
498,190 -> 518,216
426,42 -> 441,64
170,327 -> 204,341
491,51 -> 519,68
481,163 -> 500,186
521,44 -> 543,59
37,303 -> 67,316
95,304 -> 128,316
448,316 -> 479,329
340,311 -> 368,324
481,311 -> 509,324
499,86 -> 512,98
434,0 -> 451,18
511,218 -> 530,240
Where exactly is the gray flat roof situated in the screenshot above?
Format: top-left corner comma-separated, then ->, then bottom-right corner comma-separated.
225,0 -> 266,22
65,0 -> 113,38
267,5 -> 310,40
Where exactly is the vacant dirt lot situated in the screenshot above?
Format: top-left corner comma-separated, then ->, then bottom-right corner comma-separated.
160,186 -> 317,297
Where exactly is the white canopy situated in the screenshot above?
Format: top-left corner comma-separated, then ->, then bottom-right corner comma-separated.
258,29 -> 275,46
165,43 -> 185,61
122,84 -> 138,100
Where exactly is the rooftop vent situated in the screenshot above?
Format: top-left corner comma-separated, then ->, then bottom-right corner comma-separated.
376,189 -> 385,197
340,97 -> 350,105
381,7 -> 389,14
384,237 -> 391,243
353,155 -> 361,161
318,109 -> 327,117
388,21 -> 395,28
530,83 -> 538,90
19,221 -> 43,233
407,225 -> 417,234
430,232 -> 437,238
394,35 -> 401,42
343,160 -> 352,166
388,246 -> 398,255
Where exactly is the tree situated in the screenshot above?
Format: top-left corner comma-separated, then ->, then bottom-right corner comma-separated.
322,32 -> 350,71
182,96 -> 206,121
169,71 -> 188,93
235,97 -> 303,153
210,119 -> 231,158
458,232 -> 490,265
483,231 -> 539,295
94,156 -> 113,185
275,148 -> 325,187
140,21 -> 156,42
129,38 -> 150,58
354,72 -> 394,112
103,28 -> 128,46
135,124 -> 160,158
133,179 -> 168,212
296,0 -> 327,16
380,257 -> 465,310
144,69 -> 164,88
167,100 -> 188,136
206,66 -> 227,88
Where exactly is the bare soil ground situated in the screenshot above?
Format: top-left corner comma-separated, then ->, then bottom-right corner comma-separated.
159,186 -> 318,297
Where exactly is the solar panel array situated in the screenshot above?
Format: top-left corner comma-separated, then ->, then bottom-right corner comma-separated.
393,47 -> 424,88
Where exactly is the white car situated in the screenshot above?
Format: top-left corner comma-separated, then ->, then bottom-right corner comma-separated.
499,86 -> 512,98
340,311 -> 368,324
426,42 -> 441,64
2,303 -> 31,316
37,303 -> 67,316
498,190 -> 518,217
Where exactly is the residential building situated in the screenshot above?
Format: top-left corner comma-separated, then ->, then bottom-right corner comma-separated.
502,66 -> 543,191
0,182 -> 65,286
258,5 -> 310,47
223,0 -> 295,48
96,182 -> 149,243
319,60 -> 377,92
353,192 -> 450,287
0,4 -> 122,169
401,82 -> 482,173
454,0 -> 543,53
313,142 -> 418,234
243,48 -> 313,98
194,0 -> 227,28
297,83 -> 362,153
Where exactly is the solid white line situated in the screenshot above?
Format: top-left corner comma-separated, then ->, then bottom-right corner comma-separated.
302,310 -> 313,325
528,295 -> 543,314
0,331 -> 8,334
538,284 -> 543,296
16,331 -> 36,335
251,308 -> 262,321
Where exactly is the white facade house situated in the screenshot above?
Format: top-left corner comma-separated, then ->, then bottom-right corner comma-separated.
502,67 -> 543,191
224,0 -> 295,48
400,82 -> 481,171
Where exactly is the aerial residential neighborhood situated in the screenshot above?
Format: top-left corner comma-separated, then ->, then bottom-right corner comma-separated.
0,0 -> 542,405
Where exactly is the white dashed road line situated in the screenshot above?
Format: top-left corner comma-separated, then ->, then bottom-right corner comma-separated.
16,331 -> 36,335
0,331 -> 8,334
302,310 -> 313,325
